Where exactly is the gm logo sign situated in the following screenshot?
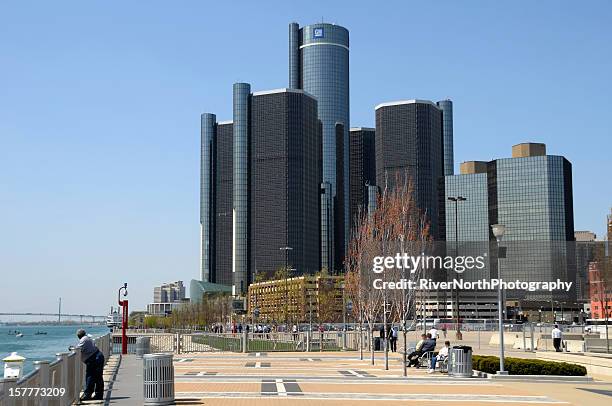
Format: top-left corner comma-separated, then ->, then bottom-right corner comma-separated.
313,27 -> 324,38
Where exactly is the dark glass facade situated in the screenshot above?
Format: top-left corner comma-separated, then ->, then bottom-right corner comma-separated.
200,113 -> 215,282
249,89 -> 321,278
200,86 -> 322,294
443,173 -> 492,282
233,83 -> 251,295
436,99 -> 454,176
490,155 -> 576,303
214,122 -> 234,287
375,100 -> 444,239
290,22 -> 349,272
349,128 -> 376,231
443,152 -> 576,304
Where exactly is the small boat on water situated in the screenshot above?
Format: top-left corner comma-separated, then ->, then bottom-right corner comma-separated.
15,332 -> 23,338
35,331 -> 47,335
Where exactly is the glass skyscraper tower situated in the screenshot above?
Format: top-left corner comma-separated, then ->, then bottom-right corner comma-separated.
289,22 -> 349,272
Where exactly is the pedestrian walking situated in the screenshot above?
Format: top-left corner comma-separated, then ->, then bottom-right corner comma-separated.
552,324 -> 563,352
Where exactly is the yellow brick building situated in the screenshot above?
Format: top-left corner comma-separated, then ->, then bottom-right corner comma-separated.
247,275 -> 344,324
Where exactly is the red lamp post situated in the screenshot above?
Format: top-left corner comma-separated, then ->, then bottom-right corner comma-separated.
118,283 -> 128,355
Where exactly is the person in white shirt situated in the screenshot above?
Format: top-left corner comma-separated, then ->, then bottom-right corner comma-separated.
551,324 -> 563,352
428,340 -> 450,373
429,325 -> 438,340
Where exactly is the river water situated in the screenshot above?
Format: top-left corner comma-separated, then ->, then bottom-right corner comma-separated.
0,325 -> 109,375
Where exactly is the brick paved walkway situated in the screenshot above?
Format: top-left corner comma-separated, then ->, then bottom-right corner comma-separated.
169,352 -> 612,405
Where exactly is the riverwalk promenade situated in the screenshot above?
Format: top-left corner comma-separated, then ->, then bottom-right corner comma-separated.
100,351 -> 612,405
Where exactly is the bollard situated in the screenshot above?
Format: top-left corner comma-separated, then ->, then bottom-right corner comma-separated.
34,360 -> 50,406
242,330 -> 248,353
143,354 -> 174,405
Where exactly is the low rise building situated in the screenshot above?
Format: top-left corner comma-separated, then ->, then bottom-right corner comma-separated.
248,275 -> 345,324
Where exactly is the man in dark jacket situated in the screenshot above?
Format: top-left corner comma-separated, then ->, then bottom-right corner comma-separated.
421,333 -> 437,353
76,329 -> 105,401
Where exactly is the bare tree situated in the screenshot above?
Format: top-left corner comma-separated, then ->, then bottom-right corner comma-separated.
592,243 -> 612,352
345,172 -> 431,370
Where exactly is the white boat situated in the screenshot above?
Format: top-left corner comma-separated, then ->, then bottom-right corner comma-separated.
15,333 -> 23,338
106,307 -> 122,329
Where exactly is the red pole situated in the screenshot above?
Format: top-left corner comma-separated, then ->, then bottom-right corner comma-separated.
118,284 -> 129,355
121,299 -> 128,354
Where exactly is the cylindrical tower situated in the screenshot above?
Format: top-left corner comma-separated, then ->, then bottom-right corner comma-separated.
289,22 -> 300,89
437,99 -> 454,176
291,22 -> 350,272
232,82 -> 250,295
200,113 -> 216,282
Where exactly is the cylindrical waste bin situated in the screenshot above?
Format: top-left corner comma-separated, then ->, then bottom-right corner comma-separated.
136,337 -> 151,358
448,345 -> 473,378
143,353 -> 174,405
374,337 -> 381,351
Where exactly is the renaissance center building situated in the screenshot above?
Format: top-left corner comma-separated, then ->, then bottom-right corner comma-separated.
197,84 -> 321,300
289,22 -> 349,272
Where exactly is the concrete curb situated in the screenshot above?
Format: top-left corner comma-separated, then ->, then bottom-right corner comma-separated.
485,373 -> 592,382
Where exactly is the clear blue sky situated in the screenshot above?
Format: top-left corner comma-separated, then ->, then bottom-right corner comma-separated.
1,1 -> 610,315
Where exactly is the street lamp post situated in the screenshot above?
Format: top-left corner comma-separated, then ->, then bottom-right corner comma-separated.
448,196 -> 467,340
117,283 -> 128,355
491,224 -> 507,375
280,246 -> 293,327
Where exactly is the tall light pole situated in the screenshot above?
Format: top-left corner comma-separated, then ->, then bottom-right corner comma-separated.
448,196 -> 467,340
117,283 -> 128,355
280,246 -> 293,327
491,224 -> 507,375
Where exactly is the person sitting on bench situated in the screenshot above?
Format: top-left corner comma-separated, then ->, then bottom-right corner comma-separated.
408,333 -> 436,367
428,340 -> 450,373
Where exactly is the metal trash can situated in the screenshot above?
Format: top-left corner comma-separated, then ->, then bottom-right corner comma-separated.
374,337 -> 381,351
143,353 -> 174,405
136,336 -> 151,358
448,345 -> 473,378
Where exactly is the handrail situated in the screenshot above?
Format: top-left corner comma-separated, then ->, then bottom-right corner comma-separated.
0,332 -> 112,405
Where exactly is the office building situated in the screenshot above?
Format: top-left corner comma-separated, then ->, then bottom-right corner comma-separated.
375,100 -> 444,238
248,275 -> 344,324
148,281 -> 188,316
153,281 -> 186,303
199,117 -> 233,287
200,85 -> 321,297
443,143 -> 576,306
589,261 -> 612,320
349,127 -> 376,229
290,22 -> 350,272
249,88 -> 321,280
575,231 -> 597,303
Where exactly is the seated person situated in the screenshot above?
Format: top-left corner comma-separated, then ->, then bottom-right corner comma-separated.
428,340 -> 450,373
407,334 -> 427,367
420,333 -> 436,353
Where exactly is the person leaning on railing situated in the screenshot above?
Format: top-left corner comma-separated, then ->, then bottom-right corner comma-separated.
72,329 -> 105,401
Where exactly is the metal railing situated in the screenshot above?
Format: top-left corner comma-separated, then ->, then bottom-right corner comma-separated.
0,333 -> 111,406
112,331 -> 372,353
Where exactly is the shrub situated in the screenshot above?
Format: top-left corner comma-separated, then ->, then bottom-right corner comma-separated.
472,355 -> 587,376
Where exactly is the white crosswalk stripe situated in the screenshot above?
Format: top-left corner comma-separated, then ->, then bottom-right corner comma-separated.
275,378 -> 287,396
